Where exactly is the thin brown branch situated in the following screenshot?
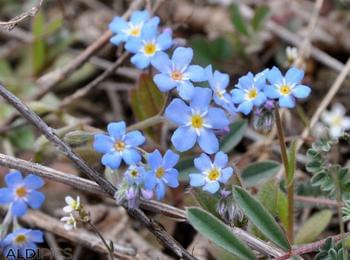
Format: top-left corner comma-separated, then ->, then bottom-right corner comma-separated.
0,0 -> 44,30
0,83 -> 195,260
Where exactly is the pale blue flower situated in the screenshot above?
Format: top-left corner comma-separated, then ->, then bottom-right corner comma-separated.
189,152 -> 233,193
93,121 -> 145,169
144,149 -> 179,200
0,171 -> 45,217
264,67 -> 311,108
151,47 -> 206,100
165,87 -> 229,154
124,165 -> 146,186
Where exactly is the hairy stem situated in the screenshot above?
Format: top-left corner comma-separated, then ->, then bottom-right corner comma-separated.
275,108 -> 294,244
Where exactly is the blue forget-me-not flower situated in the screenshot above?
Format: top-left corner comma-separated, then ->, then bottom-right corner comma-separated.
165,87 -> 229,154
109,10 -> 159,46
144,149 -> 180,200
264,66 -> 311,108
0,171 -> 45,217
1,228 -> 43,259
151,47 -> 206,100
189,152 -> 233,193
231,71 -> 267,115
93,121 -> 145,169
124,165 -> 147,186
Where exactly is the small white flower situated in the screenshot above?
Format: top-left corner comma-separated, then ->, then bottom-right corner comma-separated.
63,196 -> 80,213
61,214 -> 77,230
286,46 -> 298,62
321,103 -> 350,139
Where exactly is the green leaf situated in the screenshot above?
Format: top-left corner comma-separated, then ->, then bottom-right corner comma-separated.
258,180 -> 288,229
8,126 -> 35,150
232,186 -> 290,250
229,4 -> 250,37
251,5 -> 270,31
130,73 -> 165,121
32,11 -> 46,75
187,207 -> 256,259
287,141 -> 296,186
220,120 -> 247,153
295,210 -> 332,244
192,189 -> 220,217
241,160 -> 281,187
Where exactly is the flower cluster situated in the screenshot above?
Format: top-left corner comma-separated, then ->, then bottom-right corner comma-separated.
0,171 -> 45,259
60,196 -> 90,230
98,10 -> 313,203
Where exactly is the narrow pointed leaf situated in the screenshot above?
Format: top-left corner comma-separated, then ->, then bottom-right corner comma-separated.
220,120 -> 247,153
187,207 -> 256,259
232,186 -> 290,250
241,160 -> 280,187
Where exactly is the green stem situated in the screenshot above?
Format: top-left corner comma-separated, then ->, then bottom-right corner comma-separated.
126,115 -> 165,131
88,221 -> 114,260
332,169 -> 348,260
275,108 -> 294,244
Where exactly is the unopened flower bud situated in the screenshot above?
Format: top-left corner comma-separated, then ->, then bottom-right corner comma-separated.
217,190 -> 247,227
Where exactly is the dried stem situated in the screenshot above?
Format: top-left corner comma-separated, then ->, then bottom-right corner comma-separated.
0,83 -> 195,260
87,221 -> 114,260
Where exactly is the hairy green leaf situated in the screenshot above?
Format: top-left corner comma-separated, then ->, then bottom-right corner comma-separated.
241,160 -> 280,187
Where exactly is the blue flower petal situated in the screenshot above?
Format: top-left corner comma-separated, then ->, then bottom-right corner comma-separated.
125,38 -> 142,53
27,191 -> 45,209
151,52 -> 171,73
237,101 -> 253,115
0,188 -> 13,204
190,87 -> 212,111
231,89 -> 246,104
145,16 -> 160,28
130,10 -> 149,24
207,107 -> 229,129
214,151 -> 228,168
108,17 -> 128,33
30,230 -> 44,243
252,92 -> 266,106
194,153 -> 212,171
198,129 -> 219,154
124,131 -> 145,147
110,34 -> 128,45
264,86 -> 280,99
165,99 -> 191,125
24,175 -> 44,190
203,181 -> 220,193
285,67 -> 304,84
122,149 -> 141,165
177,81 -> 195,100
266,66 -> 283,85
131,53 -> 151,69
292,84 -> 311,98
279,95 -> 295,108
237,72 -> 254,89
164,169 -> 179,188
219,167 -> 233,183
93,134 -> 114,153
187,65 -> 206,82
155,181 -> 166,200
144,172 -> 157,190
148,150 -> 163,169
189,174 -> 206,187
5,171 -> 23,188
172,47 -> 193,70
163,150 -> 179,169
12,199 -> 28,216
153,73 -> 176,92
171,127 -> 197,152
107,122 -> 126,140
101,152 -> 122,169
157,32 -> 173,50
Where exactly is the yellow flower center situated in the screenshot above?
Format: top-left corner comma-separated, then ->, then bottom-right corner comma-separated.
130,169 -> 139,177
331,116 -> 343,126
171,71 -> 183,81
129,26 -> 141,37
247,88 -> 258,100
144,42 -> 157,55
114,140 -> 126,152
156,167 -> 165,178
15,234 -> 27,244
191,115 -> 203,129
208,168 -> 221,181
15,186 -> 27,198
279,85 -> 291,95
